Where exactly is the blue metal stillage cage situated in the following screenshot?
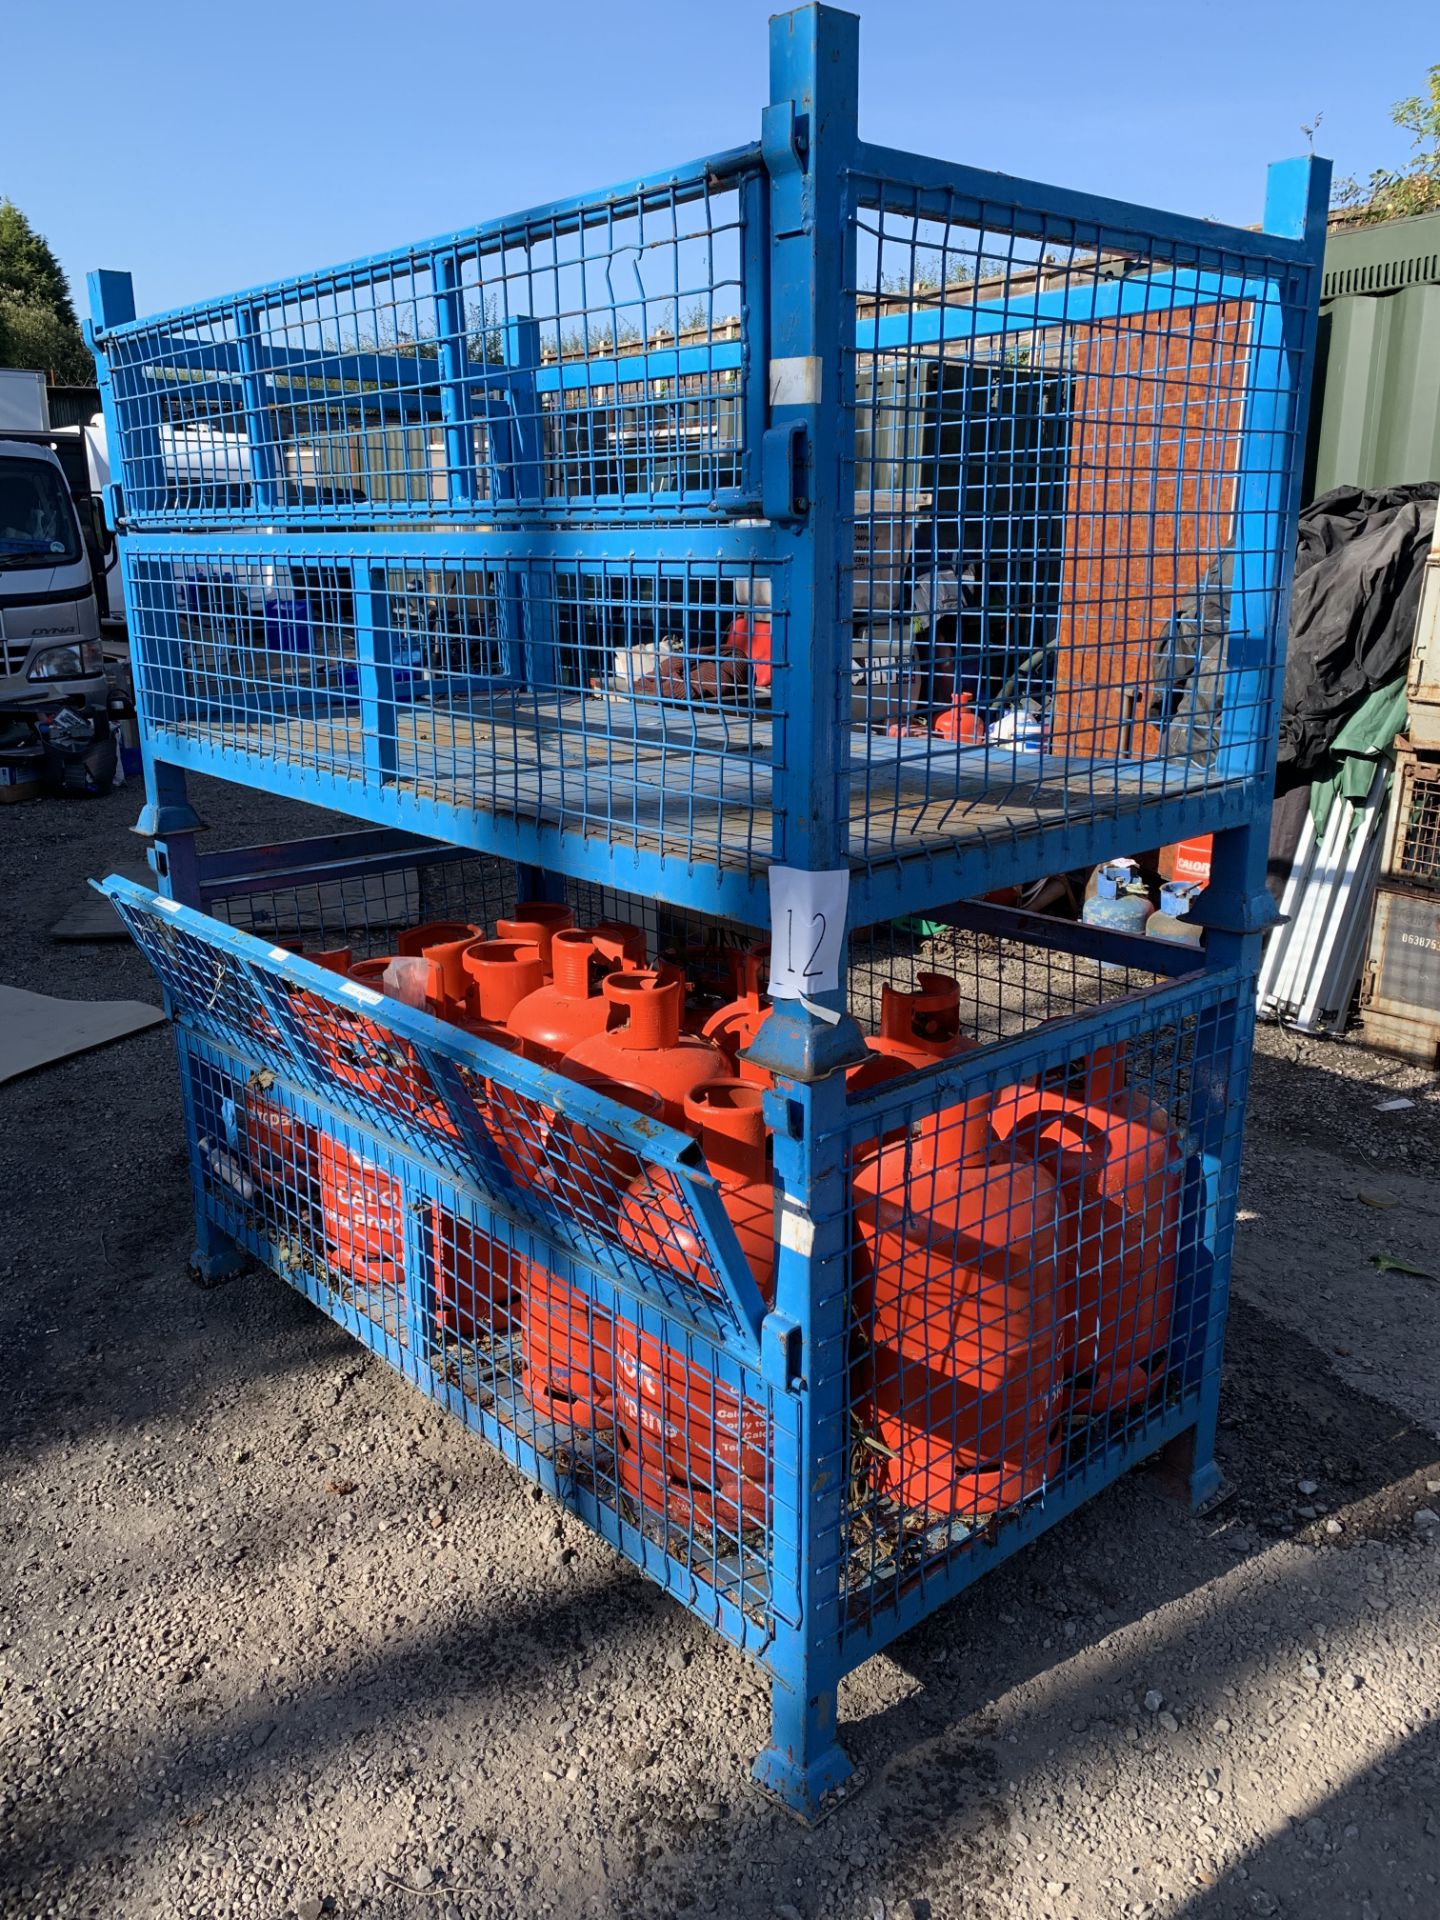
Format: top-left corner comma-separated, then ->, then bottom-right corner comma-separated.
88,6 -> 1326,1816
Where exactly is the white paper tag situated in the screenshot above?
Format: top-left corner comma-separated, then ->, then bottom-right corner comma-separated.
768,355 -> 822,407
267,946 -> 294,962
155,896 -> 182,913
340,980 -> 383,1007
778,1201 -> 815,1258
767,865 -> 849,999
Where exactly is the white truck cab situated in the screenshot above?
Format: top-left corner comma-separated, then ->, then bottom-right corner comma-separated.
0,439 -> 108,719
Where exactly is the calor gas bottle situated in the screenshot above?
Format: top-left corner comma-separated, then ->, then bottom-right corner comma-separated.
614,1080 -> 775,1536
852,1095 -> 1066,1519
991,1044 -> 1182,1413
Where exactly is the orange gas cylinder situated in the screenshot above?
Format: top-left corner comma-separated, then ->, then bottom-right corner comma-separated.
520,1073 -> 666,1431
317,1135 -> 405,1292
431,1208 -> 520,1345
847,973 -> 976,1095
300,960 -> 434,1114
613,1335 -> 770,1538
701,949 -> 772,1086
432,1015 -> 547,1350
495,902 -> 575,977
617,1079 -> 776,1297
611,1079 -> 775,1536
562,970 -> 726,1128
462,938 -> 545,1030
852,1096 -> 1065,1520
523,1262 -> 616,1431
244,1091 -> 317,1222
727,613 -> 771,690
347,956 -> 395,991
507,926 -> 646,1065
992,1045 -> 1181,1414
934,691 -> 984,743
455,1005 -> 551,1189
397,920 -> 482,1018
287,950 -> 356,1080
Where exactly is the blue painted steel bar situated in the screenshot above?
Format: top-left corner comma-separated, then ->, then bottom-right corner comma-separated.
750,3 -> 866,1819
539,340 -> 743,394
86,269 -> 164,521
194,824 -> 451,887
1218,158 -> 1330,785
435,252 -> 478,510
125,716 -> 1276,935
353,565 -> 399,784
236,306 -> 281,513
93,144 -> 765,340
501,317 -> 544,510
857,268 -> 1266,351
921,896 -> 1206,981
104,333 -> 741,414
119,526 -> 786,566
129,330 -> 463,402
850,139 -> 1318,268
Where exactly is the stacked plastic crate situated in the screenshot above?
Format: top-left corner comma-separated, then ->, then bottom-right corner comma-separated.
88,6 -> 1326,1814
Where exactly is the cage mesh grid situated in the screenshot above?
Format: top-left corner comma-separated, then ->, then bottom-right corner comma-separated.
1390,754 -> 1440,890
204,854 -> 1177,1049
117,884 -> 794,1633
843,170 -> 1312,869
127,543 -> 780,873
179,1028 -> 785,1638
111,169 -> 1313,905
204,847 -> 516,951
101,169 -> 755,526
126,862 -> 1219,1656
829,978 -> 1227,1637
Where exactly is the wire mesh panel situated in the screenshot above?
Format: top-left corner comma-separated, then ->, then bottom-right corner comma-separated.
97,161 -> 762,527
124,534 -> 783,874
202,844 -> 516,951
829,962 -> 1238,1656
1388,752 -> 1440,890
104,879 -> 769,1347
177,1027 -> 788,1651
842,154 -> 1317,874
106,873 -> 794,1643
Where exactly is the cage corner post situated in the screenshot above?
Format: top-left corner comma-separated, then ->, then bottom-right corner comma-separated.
752,1060 -> 856,1819
747,0 -> 866,1821
175,1031 -> 253,1288
87,264 -> 208,908
1164,152 -> 1329,1515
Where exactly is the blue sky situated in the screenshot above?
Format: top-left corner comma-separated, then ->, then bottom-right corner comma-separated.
4,0 -> 1426,320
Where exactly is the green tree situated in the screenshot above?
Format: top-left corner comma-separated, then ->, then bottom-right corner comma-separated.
0,198 -> 94,382
1333,64 -> 1440,224
0,295 -> 95,384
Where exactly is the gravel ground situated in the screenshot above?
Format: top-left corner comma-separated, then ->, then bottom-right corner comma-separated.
2,778 -> 1438,1920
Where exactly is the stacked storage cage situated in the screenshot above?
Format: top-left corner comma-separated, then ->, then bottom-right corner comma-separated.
1360,508 -> 1440,1060
88,7 -> 1325,1814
